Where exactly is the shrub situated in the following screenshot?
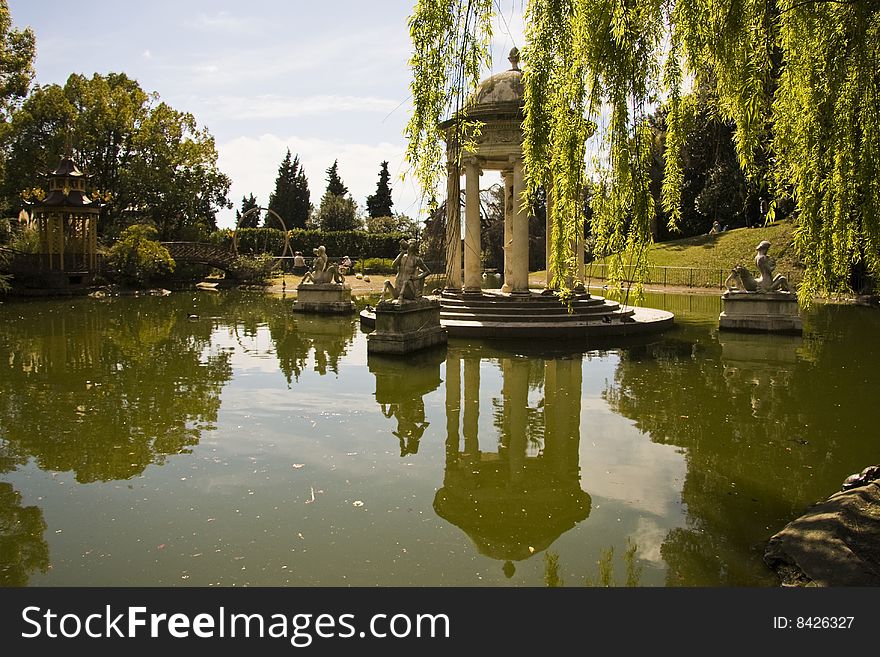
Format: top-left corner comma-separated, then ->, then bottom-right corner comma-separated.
357,257 -> 396,274
107,224 -> 175,287
227,253 -> 277,283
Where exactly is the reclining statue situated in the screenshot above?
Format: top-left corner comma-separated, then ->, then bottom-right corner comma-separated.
725,240 -> 791,293
301,245 -> 345,285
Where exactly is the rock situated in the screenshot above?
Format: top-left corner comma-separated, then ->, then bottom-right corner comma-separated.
764,470 -> 880,586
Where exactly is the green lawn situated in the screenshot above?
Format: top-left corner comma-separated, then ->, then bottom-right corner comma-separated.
589,219 -> 803,288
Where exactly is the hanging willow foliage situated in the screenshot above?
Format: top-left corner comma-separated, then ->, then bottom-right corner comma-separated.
406,0 -> 880,302
404,0 -> 494,198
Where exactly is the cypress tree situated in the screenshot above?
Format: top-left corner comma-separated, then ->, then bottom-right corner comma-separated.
325,160 -> 348,197
268,149 -> 310,229
366,160 -> 394,218
235,193 -> 261,228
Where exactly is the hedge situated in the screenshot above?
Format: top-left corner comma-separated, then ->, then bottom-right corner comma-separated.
208,228 -> 411,260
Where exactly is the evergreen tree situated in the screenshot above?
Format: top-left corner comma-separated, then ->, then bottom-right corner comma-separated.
235,193 -> 261,229
324,160 -> 348,197
267,149 -> 310,229
317,160 -> 360,231
366,160 -> 394,218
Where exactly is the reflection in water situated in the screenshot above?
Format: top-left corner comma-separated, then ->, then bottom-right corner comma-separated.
0,483 -> 49,586
604,306 -> 880,586
1,290 -> 878,586
369,350 -> 444,456
272,312 -> 356,383
434,347 -> 591,577
0,297 -> 232,483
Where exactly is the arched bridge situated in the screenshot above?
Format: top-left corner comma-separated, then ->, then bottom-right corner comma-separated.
161,242 -> 237,272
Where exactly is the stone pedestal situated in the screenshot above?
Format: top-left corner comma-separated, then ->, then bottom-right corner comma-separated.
367,297 -> 447,355
293,283 -> 353,314
719,291 -> 802,334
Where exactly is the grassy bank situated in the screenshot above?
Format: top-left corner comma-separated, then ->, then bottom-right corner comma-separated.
589,220 -> 802,288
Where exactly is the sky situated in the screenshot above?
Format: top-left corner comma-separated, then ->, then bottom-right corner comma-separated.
8,0 -> 525,230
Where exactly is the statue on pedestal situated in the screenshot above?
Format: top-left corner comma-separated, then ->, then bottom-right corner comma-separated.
725,240 -> 791,293
379,239 -> 431,303
301,245 -> 345,285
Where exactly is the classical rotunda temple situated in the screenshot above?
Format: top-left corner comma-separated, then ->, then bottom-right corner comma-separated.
434,48 -> 673,338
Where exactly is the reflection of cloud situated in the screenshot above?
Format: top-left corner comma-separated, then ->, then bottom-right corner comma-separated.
580,409 -> 687,519
631,517 -> 667,565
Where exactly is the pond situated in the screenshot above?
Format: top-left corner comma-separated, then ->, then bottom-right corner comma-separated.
0,289 -> 877,587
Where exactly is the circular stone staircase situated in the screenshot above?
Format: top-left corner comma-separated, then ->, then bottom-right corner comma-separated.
360,290 -> 673,339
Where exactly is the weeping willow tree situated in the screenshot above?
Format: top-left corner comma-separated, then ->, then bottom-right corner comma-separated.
405,0 -> 880,303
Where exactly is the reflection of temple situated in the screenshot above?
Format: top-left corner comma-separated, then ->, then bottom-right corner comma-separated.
369,350 -> 444,456
434,348 -> 590,576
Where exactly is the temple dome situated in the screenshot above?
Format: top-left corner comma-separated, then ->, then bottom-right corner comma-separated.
467,47 -> 524,117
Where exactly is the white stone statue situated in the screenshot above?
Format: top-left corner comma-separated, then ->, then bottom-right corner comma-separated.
379,239 -> 430,303
724,240 -> 790,293
301,245 -> 345,285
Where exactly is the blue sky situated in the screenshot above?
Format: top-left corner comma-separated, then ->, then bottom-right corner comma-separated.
9,0 -> 525,229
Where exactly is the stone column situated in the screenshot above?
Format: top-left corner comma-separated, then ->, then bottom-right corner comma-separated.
576,219 -> 586,290
545,183 -> 554,291
510,158 -> 529,294
501,169 -> 514,294
463,158 -> 482,294
463,356 -> 480,456
444,160 -> 462,292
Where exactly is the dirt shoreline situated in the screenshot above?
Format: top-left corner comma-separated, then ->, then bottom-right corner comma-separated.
265,273 -> 729,298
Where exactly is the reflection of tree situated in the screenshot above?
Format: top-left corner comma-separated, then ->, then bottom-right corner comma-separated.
605,310 -> 880,585
269,312 -> 356,384
0,295 -> 232,482
435,350 -> 590,577
368,350 -> 443,456
0,483 -> 50,586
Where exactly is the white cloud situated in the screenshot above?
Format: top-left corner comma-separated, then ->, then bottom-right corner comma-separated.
142,49 -> 152,59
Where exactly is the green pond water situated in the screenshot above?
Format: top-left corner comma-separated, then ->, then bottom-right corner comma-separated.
0,289 -> 877,587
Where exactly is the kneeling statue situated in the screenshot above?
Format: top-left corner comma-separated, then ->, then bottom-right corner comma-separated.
379,240 -> 430,303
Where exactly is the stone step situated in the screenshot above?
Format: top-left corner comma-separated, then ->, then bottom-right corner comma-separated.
440,303 -> 621,317
441,308 -> 633,322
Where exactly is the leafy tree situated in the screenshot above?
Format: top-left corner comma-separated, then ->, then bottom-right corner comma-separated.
405,1 -> 880,301
236,193 -> 261,229
316,193 -> 361,232
366,160 -> 394,218
107,223 -> 175,287
317,160 -> 360,231
267,148 -> 310,229
1,73 -> 230,240
0,0 -> 34,122
364,212 -> 419,236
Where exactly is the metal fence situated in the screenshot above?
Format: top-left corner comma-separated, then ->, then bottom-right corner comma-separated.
583,262 -> 730,289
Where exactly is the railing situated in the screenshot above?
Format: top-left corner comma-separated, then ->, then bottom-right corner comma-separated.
583,262 -> 729,289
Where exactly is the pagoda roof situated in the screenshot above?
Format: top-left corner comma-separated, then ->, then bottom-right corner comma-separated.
49,156 -> 87,177
31,189 -> 99,210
